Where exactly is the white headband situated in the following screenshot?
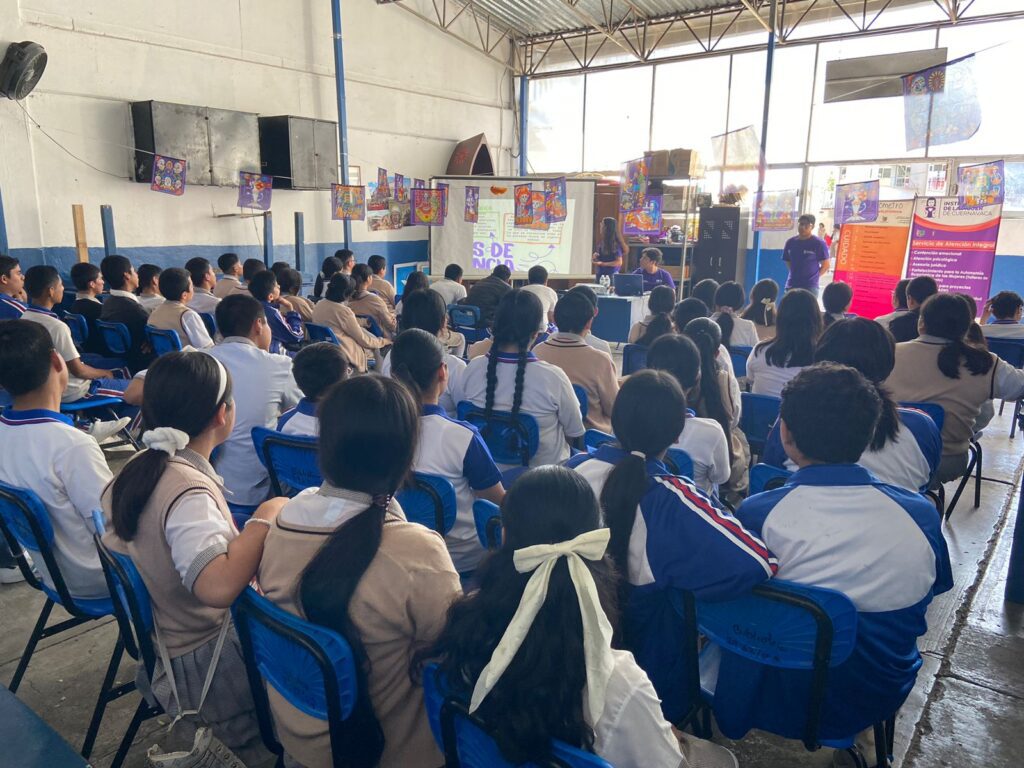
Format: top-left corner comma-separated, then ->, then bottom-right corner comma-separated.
469,528 -> 615,726
141,354 -> 230,455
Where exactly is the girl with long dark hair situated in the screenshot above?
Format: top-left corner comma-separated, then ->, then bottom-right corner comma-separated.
713,281 -> 760,349
312,254 -> 343,300
592,217 -> 627,278
258,374 -> 461,768
740,278 -> 779,341
568,372 -> 776,726
746,287 -> 822,397
395,269 -> 430,320
102,351 -> 278,759
311,273 -> 389,372
451,289 -> 585,467
628,284 -> 675,345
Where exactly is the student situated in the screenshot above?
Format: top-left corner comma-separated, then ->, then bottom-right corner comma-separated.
240,258 -> 268,294
136,263 -> 164,313
568,372 -> 776,724
521,265 -> 558,327
593,216 -> 627,278
431,263 -> 467,308
391,329 -> 505,572
712,281 -> 760,349
0,255 -> 26,320
208,295 -> 302,509
69,262 -> 107,355
185,257 -> 221,315
632,247 -> 675,292
395,270 -> 430,320
874,278 -> 910,328
647,334 -> 731,494
888,275 -> 938,343
729,364 -> 952,752
566,284 -> 613,356
0,320 -> 114,597
367,254 -> 397,309
673,297 -> 735,378
213,252 -> 244,299
257,375 -> 461,768
102,351 -> 283,760
312,254 -> 344,301
422,465 -> 738,768
628,285 -> 675,345
740,278 -> 779,342
981,290 -> 1024,339
349,263 -> 398,338
379,289 -> 466,414
822,280 -> 854,327
273,268 -> 311,323
269,261 -> 292,281
534,292 -> 619,433
452,289 -> 586,468
277,342 -> 349,437
690,279 -> 719,311
148,268 -> 214,349
464,264 -> 512,326
782,213 -> 831,294
100,254 -> 154,374
337,248 -> 356,276
248,270 -> 304,354
746,287 -> 821,398
762,318 -> 938,492
886,293 -> 1024,484
311,273 -> 390,373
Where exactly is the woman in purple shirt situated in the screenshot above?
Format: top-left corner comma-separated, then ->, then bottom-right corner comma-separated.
632,247 -> 676,293
593,217 -> 627,278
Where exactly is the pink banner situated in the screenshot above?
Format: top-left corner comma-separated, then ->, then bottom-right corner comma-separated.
833,200 -> 913,320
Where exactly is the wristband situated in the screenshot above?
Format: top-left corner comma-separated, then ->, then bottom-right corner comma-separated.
244,517 -> 272,531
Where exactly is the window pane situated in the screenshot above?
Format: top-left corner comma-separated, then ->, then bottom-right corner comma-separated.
764,46 -> 816,163
808,162 -> 948,226
583,67 -> 653,171
651,56 -> 729,160
727,51 -> 768,137
528,75 -> 584,173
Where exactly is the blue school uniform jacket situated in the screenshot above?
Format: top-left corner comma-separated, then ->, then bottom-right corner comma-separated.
262,300 -> 304,354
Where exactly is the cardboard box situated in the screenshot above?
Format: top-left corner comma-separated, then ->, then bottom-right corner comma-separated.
647,148 -> 702,179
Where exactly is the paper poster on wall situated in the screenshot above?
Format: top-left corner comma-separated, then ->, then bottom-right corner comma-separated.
368,168 -> 391,211
237,171 -> 272,210
958,160 -> 1004,209
624,196 -> 663,235
365,174 -> 406,230
834,180 -> 880,226
331,184 -> 365,221
438,183 -> 449,220
527,191 -> 549,231
545,177 -> 567,223
833,200 -> 914,320
394,173 -> 407,203
414,179 -> 426,189
903,55 -> 981,151
151,154 -> 186,196
753,190 -> 798,232
514,184 -> 533,226
906,195 -> 1002,313
620,156 -> 649,212
464,186 -> 480,223
411,188 -> 445,226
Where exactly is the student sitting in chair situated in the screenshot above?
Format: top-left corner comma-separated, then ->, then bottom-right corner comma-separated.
0,320 -> 113,598
69,261 -> 108,355
712,281 -> 761,349
981,290 -> 1024,339
258,374 -> 462,768
888,275 -> 938,343
731,363 -> 953,760
430,263 -> 467,307
0,255 -> 26,320
213,252 -> 244,299
633,247 -> 676,293
99,254 -> 155,374
277,342 -> 350,437
136,263 -> 164,313
672,297 -> 735,378
391,329 -> 505,573
311,273 -> 390,373
566,284 -> 614,355
521,264 -> 559,328
740,278 -> 779,342
822,280 -> 854,327
248,270 -> 304,355
873,278 -> 910,329
239,258 -> 268,294
148,268 -> 214,349
746,287 -> 821,398
348,263 -> 398,339
464,264 -> 512,328
277,268 -> 313,323
395,270 -> 430,322
367,254 -> 397,309
628,285 -> 675,346
312,254 -> 344,302
184,257 -> 221,315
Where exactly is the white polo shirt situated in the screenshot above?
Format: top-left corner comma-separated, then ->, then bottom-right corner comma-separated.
206,337 -> 302,507
745,344 -> 807,398
277,397 -> 318,437
138,294 -> 165,314
673,416 -> 731,494
0,408 -> 112,599
450,350 -> 586,468
22,305 -> 91,401
430,278 -> 467,307
982,320 -> 1024,340
522,283 -> 559,327
379,350 -> 467,416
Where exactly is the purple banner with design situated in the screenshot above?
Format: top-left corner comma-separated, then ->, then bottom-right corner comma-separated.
834,180 -> 879,226
958,160 -> 1004,209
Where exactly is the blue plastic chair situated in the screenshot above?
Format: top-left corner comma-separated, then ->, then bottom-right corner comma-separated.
621,343 -> 647,375
422,663 -> 613,768
730,345 -> 753,378
306,322 -> 342,346
59,394 -> 139,451
145,325 -> 183,356
0,483 -> 128,760
988,337 -> 1024,435
749,463 -> 793,495
449,304 -> 488,344
899,400 -> 979,517
740,392 -> 782,457
96,320 -> 132,357
457,401 -> 540,467
395,473 -> 458,535
198,312 -> 217,338
355,314 -> 384,338
251,427 -> 322,497
63,312 -> 89,350
473,499 -> 501,550
531,331 -> 550,349
572,385 -> 588,421
232,587 -> 362,767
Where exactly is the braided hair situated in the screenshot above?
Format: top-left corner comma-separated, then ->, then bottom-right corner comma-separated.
484,289 -> 544,420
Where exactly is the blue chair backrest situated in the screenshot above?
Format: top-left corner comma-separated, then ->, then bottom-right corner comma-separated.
63,312 -> 89,349
449,304 -> 481,329
473,500 -> 501,550
355,314 -> 383,338
622,343 -> 647,375
395,473 -> 457,535
749,463 -> 793,495
199,312 -> 217,338
531,331 -> 550,349
572,385 -> 588,421
899,401 -> 945,433
740,392 -> 782,452
146,325 -> 183,356
422,664 -> 613,768
583,429 -> 615,452
730,345 -> 753,378
251,427 -> 322,497
94,535 -> 156,675
456,402 -> 540,466
96,320 -> 131,356
306,323 -> 341,346
986,338 -> 1024,368
664,448 -> 694,479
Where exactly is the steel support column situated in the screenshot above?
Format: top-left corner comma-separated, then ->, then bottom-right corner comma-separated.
332,0 -> 352,248
753,0 -> 778,283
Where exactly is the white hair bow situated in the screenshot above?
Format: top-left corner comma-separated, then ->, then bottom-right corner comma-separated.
469,528 -> 615,726
142,427 -> 190,455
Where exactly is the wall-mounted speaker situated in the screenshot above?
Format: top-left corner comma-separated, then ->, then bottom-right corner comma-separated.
0,41 -> 47,100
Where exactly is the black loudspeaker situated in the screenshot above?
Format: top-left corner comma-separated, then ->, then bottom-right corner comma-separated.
0,41 -> 47,100
258,116 -> 338,190
691,206 -> 741,285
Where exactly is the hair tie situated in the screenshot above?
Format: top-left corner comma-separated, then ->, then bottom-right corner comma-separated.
720,306 -> 735,315
761,297 -> 775,307
630,450 -> 646,460
372,493 -> 393,509
142,427 -> 190,455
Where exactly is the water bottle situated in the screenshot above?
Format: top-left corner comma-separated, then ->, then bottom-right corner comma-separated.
600,274 -> 610,293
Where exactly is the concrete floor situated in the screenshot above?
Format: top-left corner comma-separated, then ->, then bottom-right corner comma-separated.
3,412 -> 1024,767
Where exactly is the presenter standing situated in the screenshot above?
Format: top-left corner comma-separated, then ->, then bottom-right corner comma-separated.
782,214 -> 831,295
592,217 -> 627,279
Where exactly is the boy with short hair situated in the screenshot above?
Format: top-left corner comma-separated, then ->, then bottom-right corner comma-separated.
277,342 -> 350,436
336,249 -> 355,276
148,267 -> 214,349
136,263 -> 164,313
888,275 -> 938,343
431,263 -> 467,307
367,254 -> 396,309
248,270 -> 304,354
213,252 -> 243,298
521,265 -> 558,327
982,290 -> 1024,339
0,320 -> 113,597
0,255 -> 26,320
184,256 -> 221,314
724,363 -> 952,755
874,278 -> 910,328
99,254 -> 154,373
278,268 -> 313,322
69,262 -> 107,354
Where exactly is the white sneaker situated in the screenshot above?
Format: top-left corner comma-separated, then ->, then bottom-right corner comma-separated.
87,417 -> 131,444
0,566 -> 25,584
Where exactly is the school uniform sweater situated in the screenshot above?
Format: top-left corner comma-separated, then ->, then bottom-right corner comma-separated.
370,275 -> 397,309
311,298 -> 387,373
213,276 -> 242,299
0,293 -> 26,320
347,290 -> 398,338
533,332 -> 619,433
149,301 -> 213,349
285,294 -> 314,324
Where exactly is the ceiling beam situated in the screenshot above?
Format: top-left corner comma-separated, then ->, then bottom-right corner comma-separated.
383,0 -> 515,70
738,0 -> 775,34
556,0 -> 643,61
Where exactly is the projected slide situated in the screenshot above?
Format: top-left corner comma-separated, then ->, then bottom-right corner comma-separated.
471,198 -> 575,274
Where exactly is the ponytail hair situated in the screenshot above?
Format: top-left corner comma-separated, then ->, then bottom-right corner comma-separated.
390,328 -> 446,405
637,313 -> 674,348
600,371 -> 686,580
715,312 -> 736,350
920,293 -> 993,379
682,318 -> 734,464
484,289 -> 543,420
712,280 -> 746,350
758,288 -> 821,368
111,352 -> 233,540
740,278 -> 779,326
313,256 -> 343,300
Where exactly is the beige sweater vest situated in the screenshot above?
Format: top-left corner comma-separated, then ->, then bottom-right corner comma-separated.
148,301 -> 190,338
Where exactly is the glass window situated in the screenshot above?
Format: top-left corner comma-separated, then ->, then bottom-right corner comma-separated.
764,46 -> 816,163
807,162 -> 947,226
527,75 -> 584,173
650,56 -> 729,160
583,67 -> 654,171
727,51 -> 768,136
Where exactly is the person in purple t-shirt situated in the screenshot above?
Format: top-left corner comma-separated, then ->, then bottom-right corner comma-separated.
632,247 -> 676,293
783,214 -> 831,293
592,216 -> 627,278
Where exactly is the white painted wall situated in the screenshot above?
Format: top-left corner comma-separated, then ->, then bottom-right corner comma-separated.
0,0 -> 514,267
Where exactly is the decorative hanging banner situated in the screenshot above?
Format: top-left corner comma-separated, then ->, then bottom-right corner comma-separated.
237,171 -> 272,210
527,191 -> 549,231
833,200 -> 914,320
331,184 -> 365,221
545,176 -> 568,223
834,180 -> 880,226
151,154 -> 186,196
394,173 -> 407,203
958,160 -> 1004,209
411,188 -> 445,226
413,178 -> 426,189
369,168 -> 392,211
438,182 -> 449,219
753,189 -> 799,232
620,156 -> 649,212
907,195 -> 1003,313
624,196 -> 663,236
464,185 -> 480,223
902,55 -> 981,151
709,125 -> 764,171
514,184 -> 533,226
